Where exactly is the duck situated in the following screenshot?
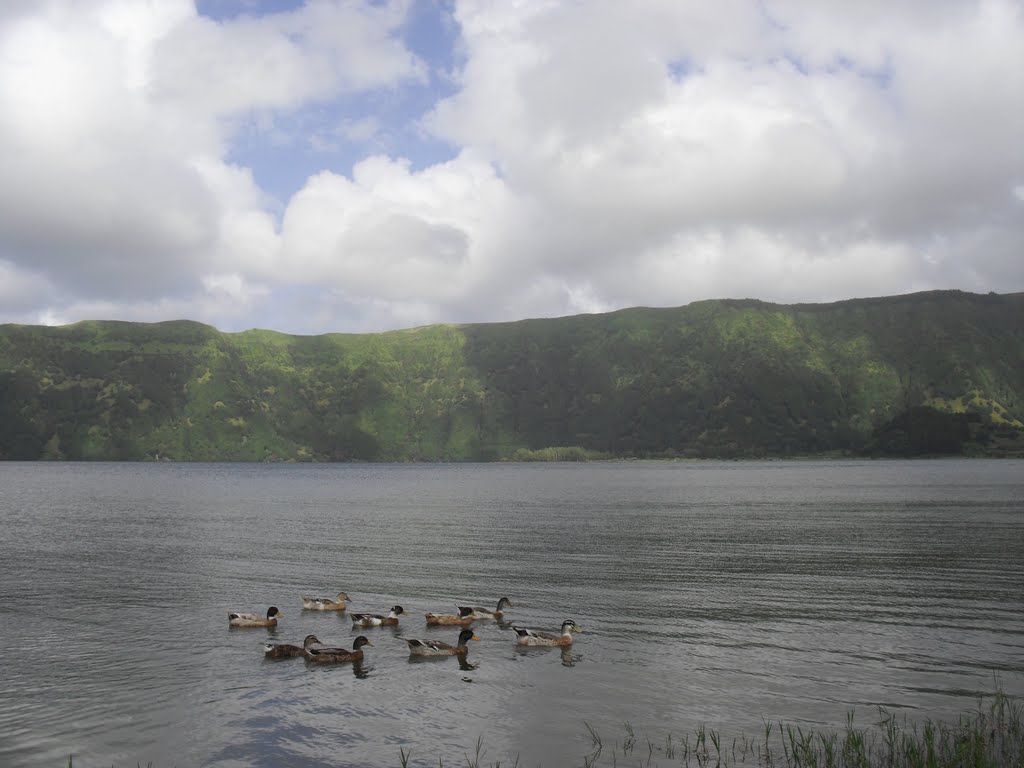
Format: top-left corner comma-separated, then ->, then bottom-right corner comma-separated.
405,628 -> 480,657
351,605 -> 404,627
512,619 -> 581,647
228,606 -> 282,628
304,635 -> 373,663
424,606 -> 474,626
301,591 -> 350,611
457,597 -> 513,620
263,634 -> 321,659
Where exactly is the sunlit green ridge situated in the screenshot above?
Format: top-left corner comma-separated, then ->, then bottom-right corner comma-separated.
1,290 -> 1021,461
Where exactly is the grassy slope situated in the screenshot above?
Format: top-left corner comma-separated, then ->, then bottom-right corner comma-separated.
462,290 -> 1023,458
0,290 -> 1021,461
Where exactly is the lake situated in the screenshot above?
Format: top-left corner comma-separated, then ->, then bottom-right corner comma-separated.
0,459 -> 1022,767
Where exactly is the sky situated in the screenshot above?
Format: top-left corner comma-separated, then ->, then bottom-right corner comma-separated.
1,0 -> 1022,335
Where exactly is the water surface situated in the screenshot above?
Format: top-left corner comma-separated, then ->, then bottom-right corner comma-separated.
0,460 -> 1022,767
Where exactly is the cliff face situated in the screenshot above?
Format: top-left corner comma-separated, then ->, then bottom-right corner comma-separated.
1,291 -> 1021,461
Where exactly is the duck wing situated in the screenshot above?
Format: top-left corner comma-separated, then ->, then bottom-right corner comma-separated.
263,643 -> 301,657
407,638 -> 454,652
513,626 -> 557,641
307,645 -> 352,657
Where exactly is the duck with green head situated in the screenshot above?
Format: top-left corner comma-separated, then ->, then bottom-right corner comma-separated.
305,636 -> 373,663
405,628 -> 480,657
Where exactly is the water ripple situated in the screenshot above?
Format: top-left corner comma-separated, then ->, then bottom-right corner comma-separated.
0,459 -> 1021,767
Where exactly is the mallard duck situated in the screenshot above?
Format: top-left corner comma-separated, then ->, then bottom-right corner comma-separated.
512,619 -> 581,646
405,628 -> 479,657
351,605 -> 404,627
263,634 -> 321,659
458,597 -> 513,620
424,606 -> 474,626
228,606 -> 281,628
301,591 -> 350,611
304,635 -> 373,663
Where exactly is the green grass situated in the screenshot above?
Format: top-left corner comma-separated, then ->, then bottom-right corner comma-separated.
61,688 -> 1024,767
509,445 -> 609,461
587,689 -> 1023,768
400,688 -> 1023,767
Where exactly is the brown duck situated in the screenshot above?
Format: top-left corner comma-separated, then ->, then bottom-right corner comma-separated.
264,634 -> 321,659
305,636 -> 373,663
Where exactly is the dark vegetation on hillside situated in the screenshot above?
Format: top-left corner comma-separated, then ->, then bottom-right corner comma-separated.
0,290 -> 1021,461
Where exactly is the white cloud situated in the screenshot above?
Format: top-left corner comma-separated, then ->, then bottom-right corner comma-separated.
150,1 -> 424,118
0,0 -> 1021,334
0,0 -> 220,295
415,0 -> 1024,318
0,0 -> 423,318
280,151 -> 511,302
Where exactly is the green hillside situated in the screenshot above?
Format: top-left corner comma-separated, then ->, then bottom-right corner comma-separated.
1,290 -> 1021,461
